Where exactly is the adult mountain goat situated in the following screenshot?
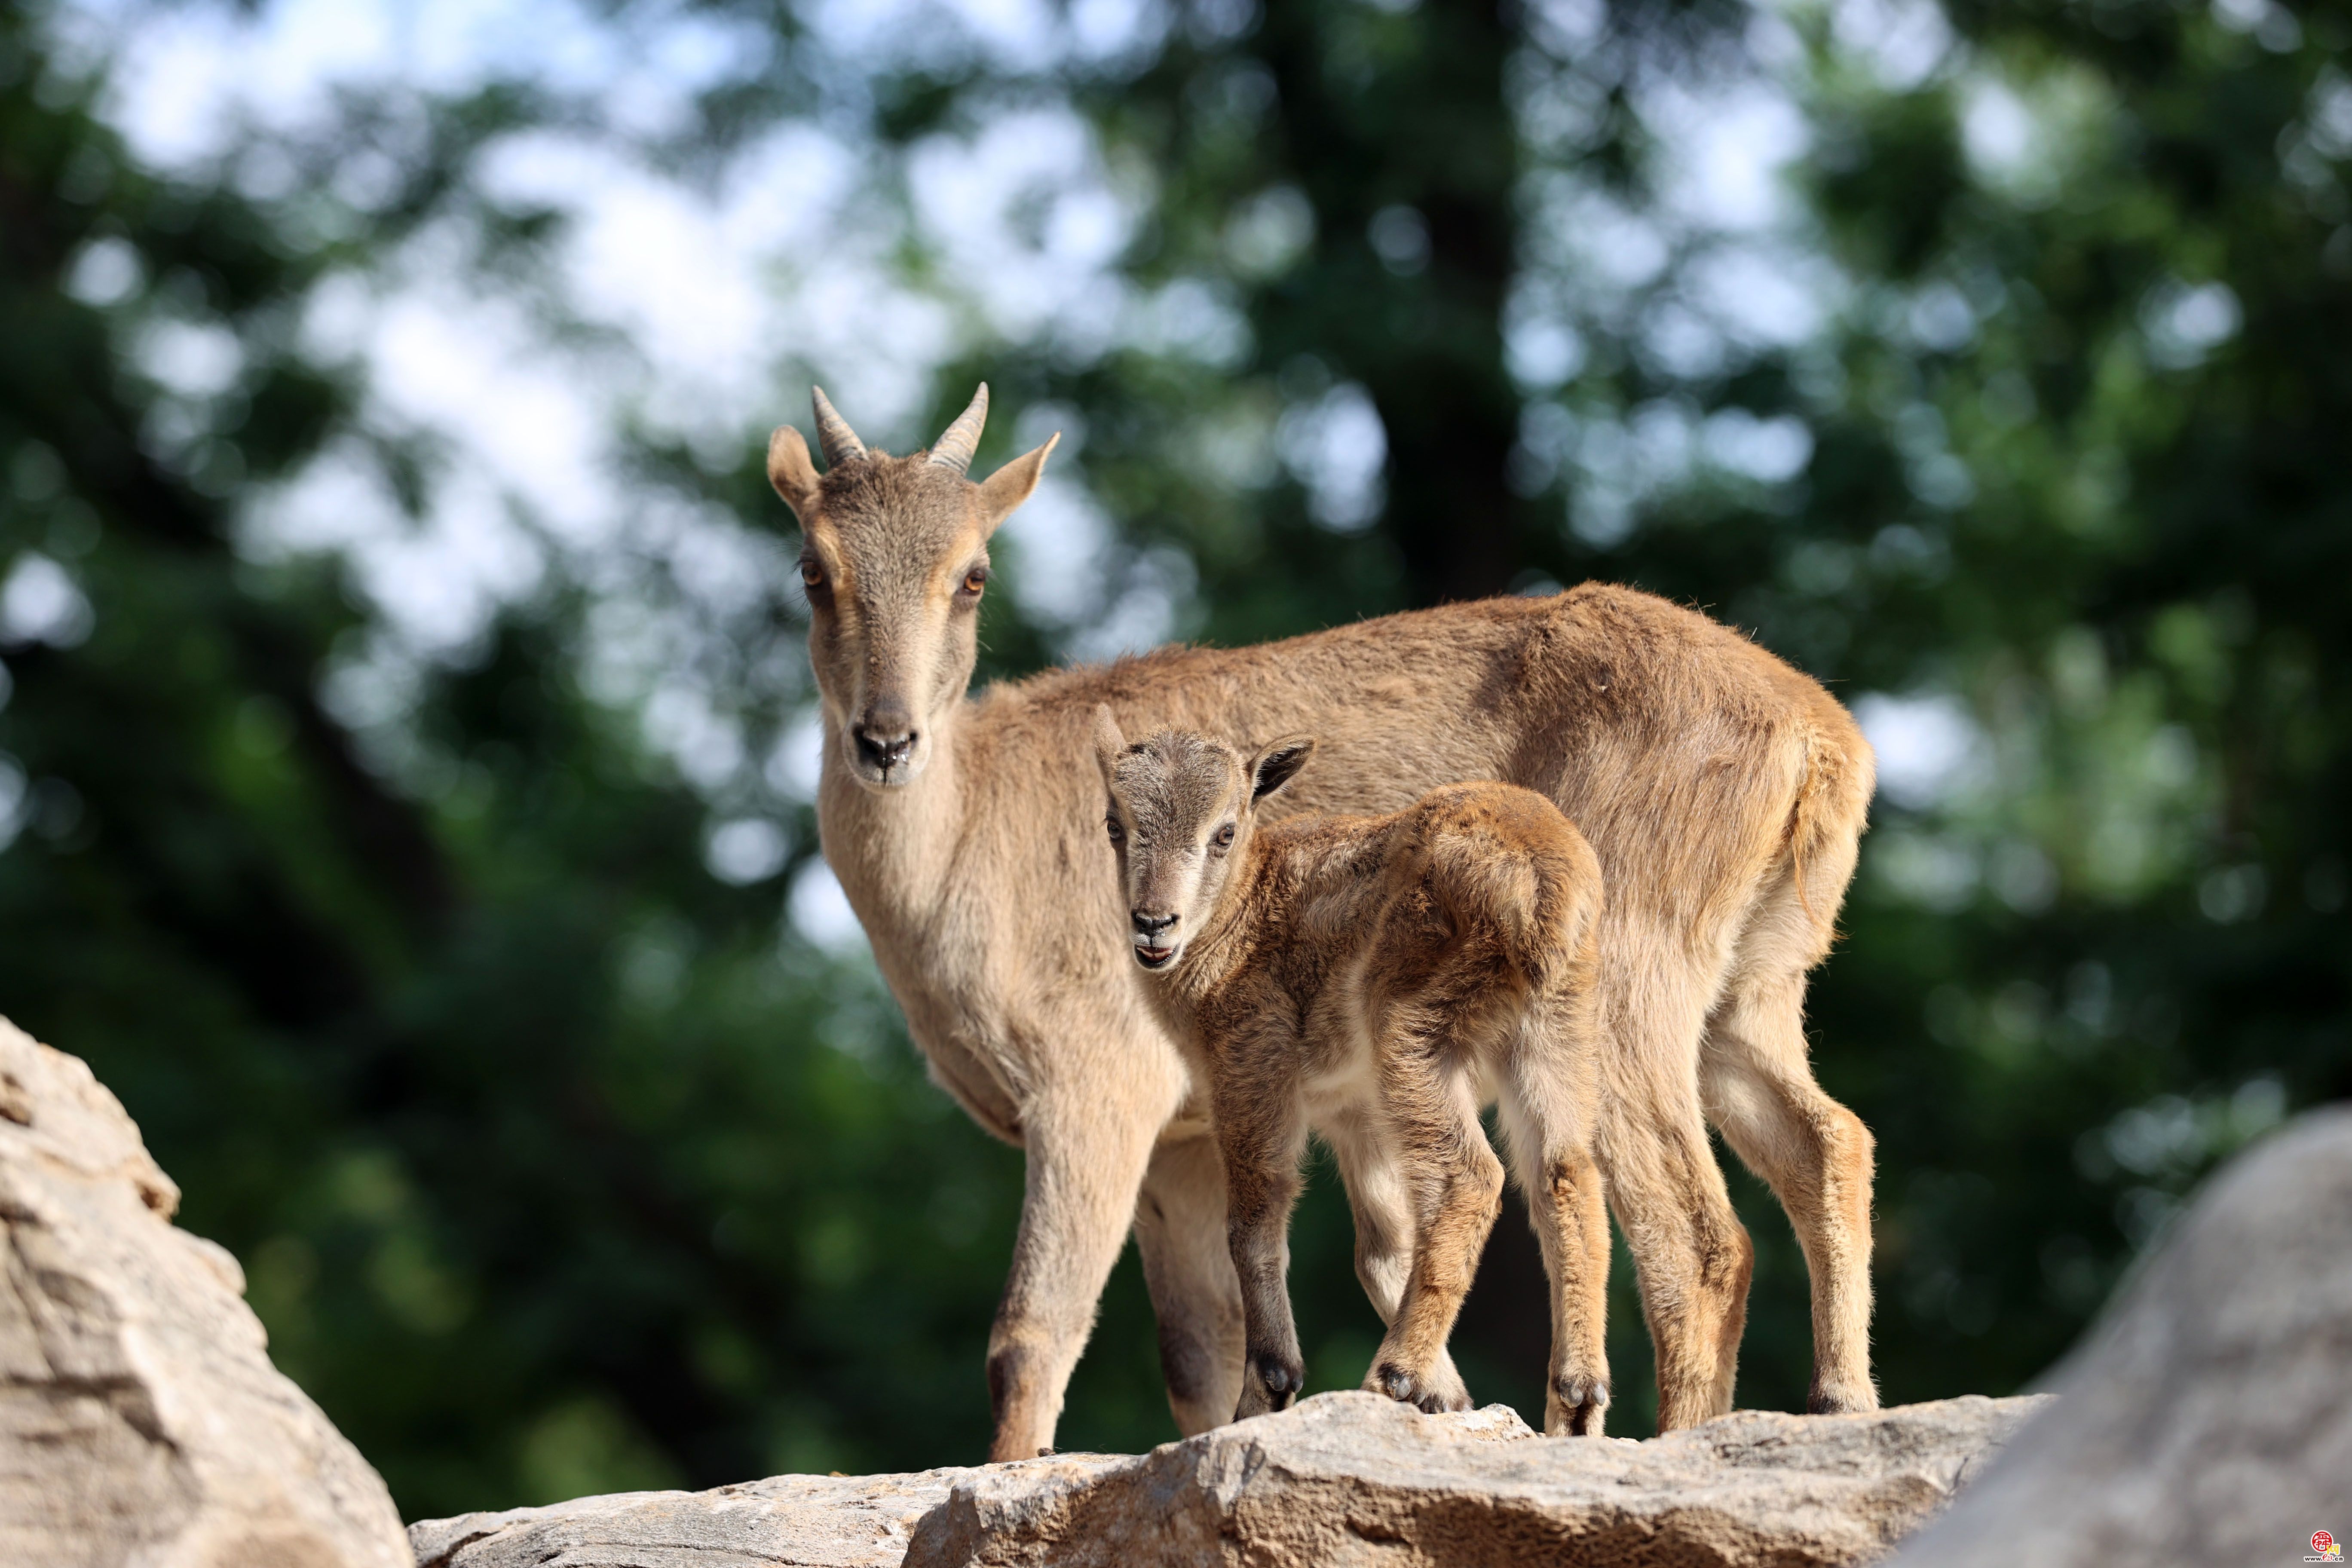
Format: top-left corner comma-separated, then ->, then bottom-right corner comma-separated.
766,384 -> 1878,1459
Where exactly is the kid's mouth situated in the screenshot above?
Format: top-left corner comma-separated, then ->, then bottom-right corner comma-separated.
1134,943 -> 1176,969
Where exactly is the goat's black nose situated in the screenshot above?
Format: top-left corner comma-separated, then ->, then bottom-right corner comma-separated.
855,727 -> 916,770
1132,911 -> 1177,937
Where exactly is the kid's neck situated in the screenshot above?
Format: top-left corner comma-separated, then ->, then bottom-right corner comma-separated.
1159,839 -> 1275,1006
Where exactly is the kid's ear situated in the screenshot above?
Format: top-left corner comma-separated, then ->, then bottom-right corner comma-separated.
1248,735 -> 1314,802
1091,703 -> 1127,791
767,425 -> 821,522
978,432 -> 1059,536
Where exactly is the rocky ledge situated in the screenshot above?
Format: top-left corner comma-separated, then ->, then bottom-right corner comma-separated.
411,1390 -> 2049,1568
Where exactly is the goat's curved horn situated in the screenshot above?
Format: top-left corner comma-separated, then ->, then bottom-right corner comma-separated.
927,383 -> 989,476
811,387 -> 867,470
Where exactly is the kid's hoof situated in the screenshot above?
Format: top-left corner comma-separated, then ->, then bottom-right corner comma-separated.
1372,1362 -> 1473,1415
1546,1373 -> 1611,1436
1422,1363 -> 1473,1411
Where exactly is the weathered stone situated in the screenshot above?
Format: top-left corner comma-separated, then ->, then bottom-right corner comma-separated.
1890,1107 -> 2352,1568
414,1394 -> 2043,1568
903,1390 -> 2047,1568
0,1017 -> 412,1568
408,1467 -> 986,1568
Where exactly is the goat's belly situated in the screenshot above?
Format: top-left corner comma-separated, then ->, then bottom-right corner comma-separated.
1298,940 -> 1513,1111
1297,984 -> 1511,1135
1298,969 -> 1386,1128
1300,1040 -> 1382,1127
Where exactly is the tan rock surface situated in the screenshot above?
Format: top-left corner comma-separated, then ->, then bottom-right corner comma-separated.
413,1393 -> 2043,1568
903,1390 -> 2048,1568
408,1467 -> 990,1568
0,1016 -> 412,1568
1890,1106 -> 2352,1568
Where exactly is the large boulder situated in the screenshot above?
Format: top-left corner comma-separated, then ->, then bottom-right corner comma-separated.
1890,1107 -> 2352,1568
413,1392 -> 2047,1568
0,1017 -> 412,1568
903,1391 -> 2044,1568
409,1469 -> 983,1568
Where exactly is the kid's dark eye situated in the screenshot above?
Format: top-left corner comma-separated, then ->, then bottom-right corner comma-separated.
1106,815 -> 1125,842
1211,824 -> 1236,849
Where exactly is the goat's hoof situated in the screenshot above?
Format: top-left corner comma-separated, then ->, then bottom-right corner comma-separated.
1248,1352 -> 1303,1412
1372,1362 -> 1472,1415
1547,1373 -> 1611,1436
1805,1379 -> 1879,1416
1423,1364 -> 1474,1411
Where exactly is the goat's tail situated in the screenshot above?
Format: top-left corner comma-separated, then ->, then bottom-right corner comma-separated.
1784,714 -> 1877,934
1425,786 -> 1605,996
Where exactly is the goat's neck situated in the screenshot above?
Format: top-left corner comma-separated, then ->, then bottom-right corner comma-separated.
814,703 -> 972,945
1161,843 -> 1275,1017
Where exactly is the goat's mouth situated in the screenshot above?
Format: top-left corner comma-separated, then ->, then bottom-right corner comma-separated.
1133,942 -> 1179,970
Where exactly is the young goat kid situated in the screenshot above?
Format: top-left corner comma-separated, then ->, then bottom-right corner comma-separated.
1092,707 -> 1613,1435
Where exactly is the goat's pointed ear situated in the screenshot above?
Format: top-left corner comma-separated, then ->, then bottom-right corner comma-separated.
977,432 -> 1059,535
1091,703 -> 1127,790
767,425 -> 821,522
1248,735 -> 1314,802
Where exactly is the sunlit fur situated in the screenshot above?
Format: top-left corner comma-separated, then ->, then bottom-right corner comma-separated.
1096,713 -> 1613,1436
770,388 -> 1879,1461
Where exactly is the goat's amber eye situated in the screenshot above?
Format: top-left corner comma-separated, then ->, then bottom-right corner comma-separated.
962,568 -> 989,595
1211,824 -> 1236,849
799,560 -> 824,589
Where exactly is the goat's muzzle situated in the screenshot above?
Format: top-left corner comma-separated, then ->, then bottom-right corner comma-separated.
1131,910 -> 1179,969
851,702 -> 919,784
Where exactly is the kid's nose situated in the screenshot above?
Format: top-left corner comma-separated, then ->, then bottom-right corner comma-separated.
1132,910 -> 1177,938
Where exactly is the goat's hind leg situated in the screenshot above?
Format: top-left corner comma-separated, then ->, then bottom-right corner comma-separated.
1701,868 -> 1878,1415
1365,1050 -> 1504,1415
1595,948 -> 1755,1431
1497,1011 -> 1612,1436
1326,1112 -> 1474,1411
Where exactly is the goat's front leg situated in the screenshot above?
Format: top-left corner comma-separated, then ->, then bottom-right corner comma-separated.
987,1074 -> 1179,1461
1215,1083 -> 1308,1420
